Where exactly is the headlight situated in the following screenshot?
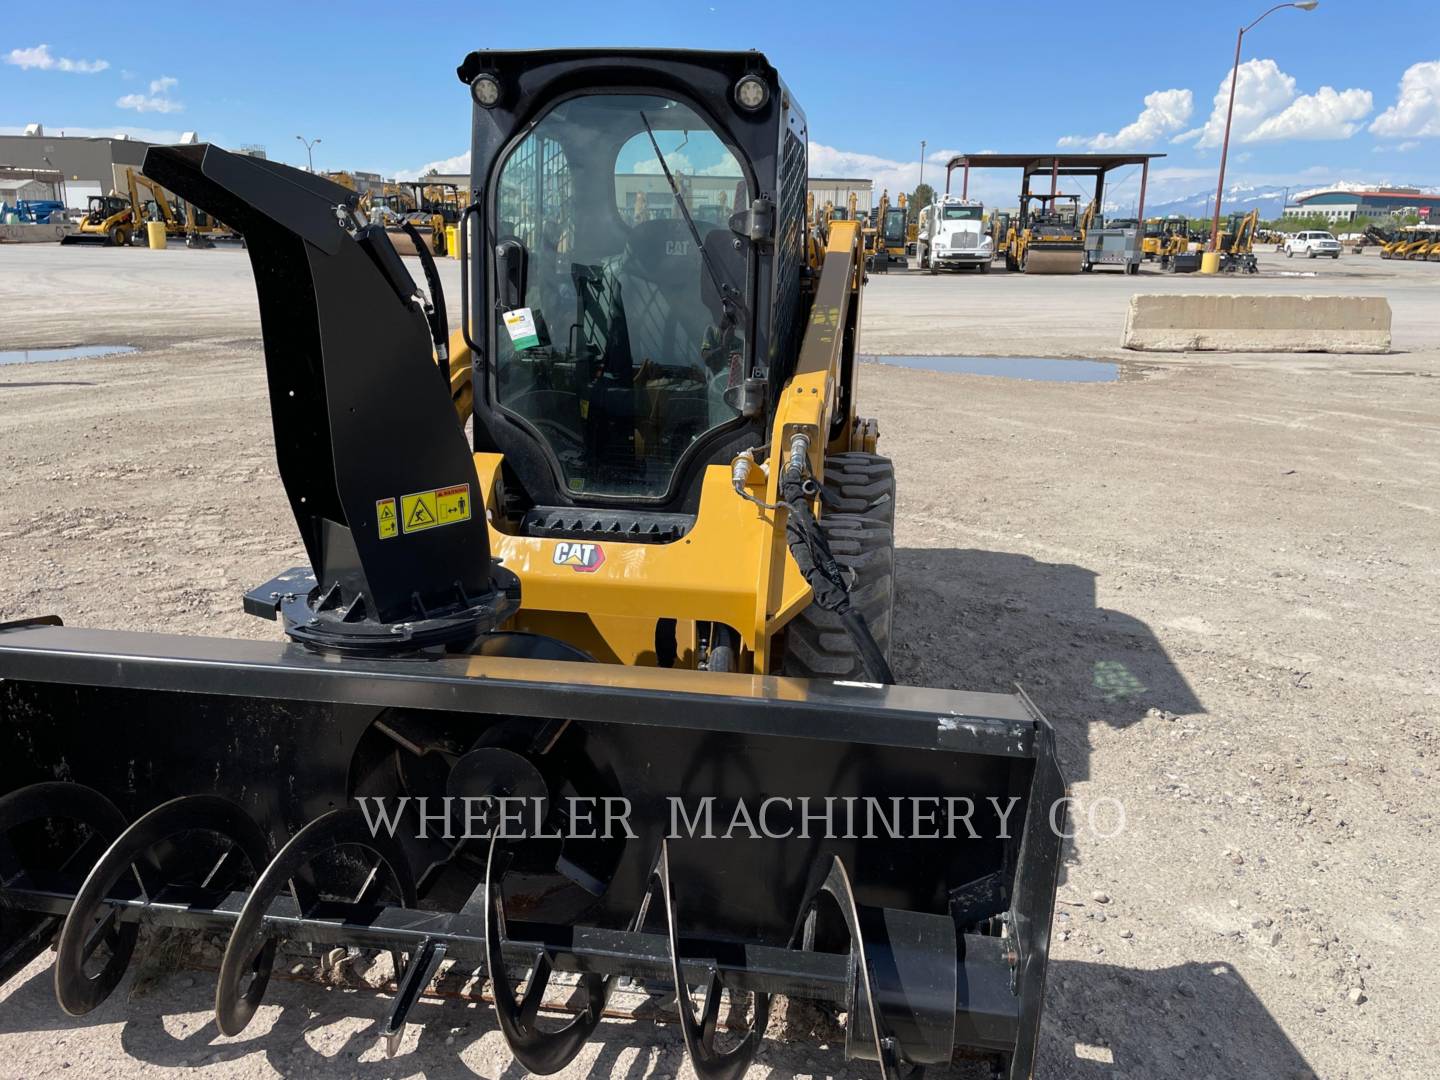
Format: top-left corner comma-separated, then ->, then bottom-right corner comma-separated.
470,74 -> 502,108
734,75 -> 769,111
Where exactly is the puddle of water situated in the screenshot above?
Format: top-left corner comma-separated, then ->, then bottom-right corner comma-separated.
863,354 -> 1118,382
0,345 -> 137,366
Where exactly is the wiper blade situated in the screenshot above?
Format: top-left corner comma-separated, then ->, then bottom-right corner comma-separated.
639,111 -> 747,324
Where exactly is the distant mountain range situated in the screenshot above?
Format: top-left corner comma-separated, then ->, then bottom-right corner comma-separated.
1113,180 -> 1440,221
1141,185 -> 1289,220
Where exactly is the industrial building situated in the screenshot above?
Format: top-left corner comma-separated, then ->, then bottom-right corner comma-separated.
807,177 -> 874,214
0,127 -> 270,208
0,167 -> 63,205
0,126 -> 156,208
1284,187 -> 1440,222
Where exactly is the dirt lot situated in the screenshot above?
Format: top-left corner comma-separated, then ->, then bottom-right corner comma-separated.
1,244 -> 1438,1079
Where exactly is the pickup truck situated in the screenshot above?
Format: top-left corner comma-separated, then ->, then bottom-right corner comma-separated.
1284,231 -> 1342,259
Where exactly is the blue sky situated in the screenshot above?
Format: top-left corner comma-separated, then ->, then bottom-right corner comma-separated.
3,0 -> 1437,208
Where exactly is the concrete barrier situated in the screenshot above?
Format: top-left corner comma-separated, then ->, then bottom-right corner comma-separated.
0,222 -> 75,244
1123,293 -> 1392,354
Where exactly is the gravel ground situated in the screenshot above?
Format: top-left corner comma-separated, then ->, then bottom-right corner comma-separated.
1,244 -> 1438,1079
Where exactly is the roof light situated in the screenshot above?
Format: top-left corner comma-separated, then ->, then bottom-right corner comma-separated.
734,75 -> 768,112
471,74 -> 502,108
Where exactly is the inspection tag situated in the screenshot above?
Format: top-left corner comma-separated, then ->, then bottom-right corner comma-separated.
502,308 -> 540,349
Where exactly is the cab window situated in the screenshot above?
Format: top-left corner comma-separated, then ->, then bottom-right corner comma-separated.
492,94 -> 750,499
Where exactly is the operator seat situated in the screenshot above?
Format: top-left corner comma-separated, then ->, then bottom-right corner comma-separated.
609,216 -> 716,367
570,217 -> 719,482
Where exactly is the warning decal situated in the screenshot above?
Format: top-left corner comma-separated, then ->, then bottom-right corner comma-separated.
436,484 -> 472,524
399,483 -> 471,535
376,498 -> 398,539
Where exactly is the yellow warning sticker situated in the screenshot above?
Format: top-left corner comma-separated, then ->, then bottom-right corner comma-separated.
402,491 -> 438,532
436,484 -> 472,524
399,483 -> 471,535
376,497 -> 398,539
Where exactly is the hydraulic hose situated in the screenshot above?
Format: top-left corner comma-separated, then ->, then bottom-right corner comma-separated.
779,434 -> 895,684
400,221 -> 452,398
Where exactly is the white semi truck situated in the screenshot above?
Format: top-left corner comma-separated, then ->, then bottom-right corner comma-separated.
915,195 -> 991,273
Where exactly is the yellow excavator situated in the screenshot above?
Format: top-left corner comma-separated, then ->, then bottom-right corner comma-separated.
865,189 -> 909,272
61,168 -> 232,248
126,168 -> 186,244
322,169 -> 359,191
1216,208 -> 1259,273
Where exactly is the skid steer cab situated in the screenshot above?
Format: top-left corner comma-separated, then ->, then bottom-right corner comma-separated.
450,49 -> 891,680
0,49 -> 1065,1080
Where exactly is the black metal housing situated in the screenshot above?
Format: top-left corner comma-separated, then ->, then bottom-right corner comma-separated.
141,144 -> 514,652
454,49 -> 811,516
0,622 -> 1064,1076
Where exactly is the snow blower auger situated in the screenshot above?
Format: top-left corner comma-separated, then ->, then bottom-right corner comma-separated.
0,49 -> 1066,1078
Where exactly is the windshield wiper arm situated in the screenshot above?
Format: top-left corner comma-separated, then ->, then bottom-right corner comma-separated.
639,111 -> 748,324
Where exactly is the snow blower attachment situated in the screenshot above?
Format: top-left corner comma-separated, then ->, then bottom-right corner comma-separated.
0,51 -> 1066,1079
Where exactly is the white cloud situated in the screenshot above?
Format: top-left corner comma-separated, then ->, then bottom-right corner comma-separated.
808,143 -> 922,197
1369,60 -> 1440,139
1177,59 -> 1371,147
1059,88 -> 1193,150
395,150 -> 470,180
809,142 -> 1015,203
1247,86 -> 1372,142
1373,140 -> 1421,153
1178,59 -> 1297,147
117,77 -> 182,114
4,43 -> 109,73
116,92 -> 183,114
633,151 -> 693,175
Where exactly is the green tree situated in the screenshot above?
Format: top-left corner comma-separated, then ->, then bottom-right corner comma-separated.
908,183 -> 934,224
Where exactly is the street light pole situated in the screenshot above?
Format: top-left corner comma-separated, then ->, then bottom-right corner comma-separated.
295,135 -> 322,173
1208,1 -> 1318,258
919,140 -> 926,189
